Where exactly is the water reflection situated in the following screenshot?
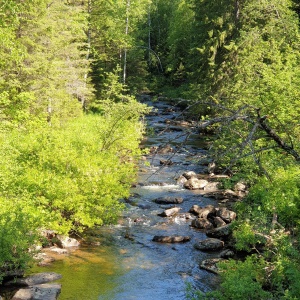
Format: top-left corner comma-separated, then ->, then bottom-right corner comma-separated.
30,245 -> 125,300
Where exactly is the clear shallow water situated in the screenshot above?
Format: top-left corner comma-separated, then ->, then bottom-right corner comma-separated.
27,99 -> 220,300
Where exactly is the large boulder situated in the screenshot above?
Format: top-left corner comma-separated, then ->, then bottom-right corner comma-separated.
189,205 -> 203,215
189,205 -> 216,219
216,207 -> 236,223
184,178 -> 208,190
213,216 -> 227,228
182,171 -> 197,180
194,238 -> 224,251
191,218 -> 214,230
12,283 -> 61,300
158,207 -> 181,217
206,224 -> 232,238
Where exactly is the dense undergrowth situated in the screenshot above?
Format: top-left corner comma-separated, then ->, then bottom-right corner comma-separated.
0,98 -> 148,282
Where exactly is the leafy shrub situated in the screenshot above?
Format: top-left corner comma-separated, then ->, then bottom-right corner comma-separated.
0,97 -> 148,281
247,166 -> 300,228
0,99 -> 147,233
0,197 -> 41,282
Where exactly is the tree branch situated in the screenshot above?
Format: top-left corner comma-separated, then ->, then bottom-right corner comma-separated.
257,115 -> 300,162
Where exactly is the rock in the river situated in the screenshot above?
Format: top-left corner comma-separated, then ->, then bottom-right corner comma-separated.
194,238 -> 224,251
206,224 -> 232,238
200,258 -> 224,274
5,272 -> 62,287
189,205 -> 216,219
158,207 -> 181,217
182,171 -> 197,180
191,218 -> 214,230
189,205 -> 203,215
57,236 -> 80,248
47,247 -> 68,254
204,189 -> 241,201
156,144 -> 173,154
213,216 -> 227,228
160,159 -> 173,165
176,175 -> 188,185
216,207 -> 236,223
153,196 -> 183,204
219,249 -> 235,259
184,178 -> 208,190
152,236 -> 191,243
12,283 -> 61,300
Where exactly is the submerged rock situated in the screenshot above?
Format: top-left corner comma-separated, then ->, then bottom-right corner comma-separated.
5,272 -> 62,287
153,196 -> 183,204
152,236 -> 191,243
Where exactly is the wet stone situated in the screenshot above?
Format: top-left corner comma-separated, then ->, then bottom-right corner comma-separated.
216,207 -> 237,223
206,224 -> 232,238
213,216 -> 227,228
158,207 -> 181,217
184,178 -> 208,190
152,236 -> 191,243
153,196 -> 183,204
194,238 -> 224,251
12,283 -> 61,300
191,218 -> 214,230
5,272 -> 62,287
200,258 -> 225,274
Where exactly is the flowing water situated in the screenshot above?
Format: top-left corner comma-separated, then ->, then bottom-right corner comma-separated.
6,97 -> 221,299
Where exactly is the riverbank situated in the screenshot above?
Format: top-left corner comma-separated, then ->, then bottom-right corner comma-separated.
1,97 -> 242,300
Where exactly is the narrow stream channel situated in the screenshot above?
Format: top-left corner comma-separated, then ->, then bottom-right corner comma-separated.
30,97 -> 220,299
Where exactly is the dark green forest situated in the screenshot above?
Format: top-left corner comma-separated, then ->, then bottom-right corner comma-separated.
0,0 -> 300,298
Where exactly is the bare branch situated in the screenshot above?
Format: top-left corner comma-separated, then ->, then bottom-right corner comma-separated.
257,115 -> 300,162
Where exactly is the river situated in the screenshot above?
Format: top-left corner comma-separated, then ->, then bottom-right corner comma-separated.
21,97 -> 221,299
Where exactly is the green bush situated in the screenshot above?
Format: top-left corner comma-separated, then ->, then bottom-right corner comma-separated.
0,197 -> 41,282
0,99 -> 147,233
247,166 -> 300,228
0,97 -> 148,281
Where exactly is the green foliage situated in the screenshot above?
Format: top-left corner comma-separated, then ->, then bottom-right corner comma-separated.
232,222 -> 260,252
188,257 -> 272,300
216,256 -> 272,300
247,166 -> 300,227
0,93 -> 148,281
89,0 -> 151,93
0,99 -> 147,234
215,165 -> 300,299
0,197 -> 41,282
211,256 -> 272,300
